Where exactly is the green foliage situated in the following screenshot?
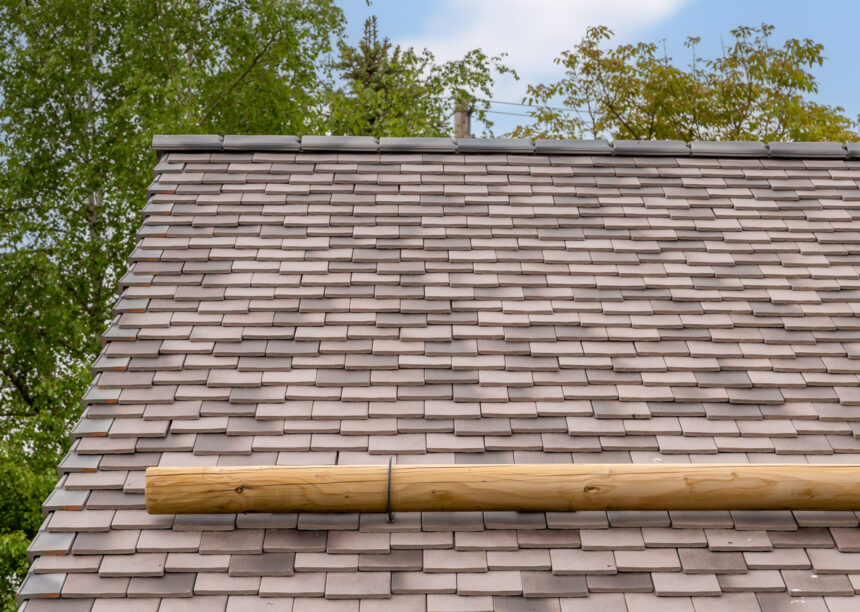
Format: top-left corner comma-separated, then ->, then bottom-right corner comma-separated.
0,448 -> 53,610
511,24 -> 859,141
326,16 -> 514,137
0,531 -> 29,612
0,0 -> 344,605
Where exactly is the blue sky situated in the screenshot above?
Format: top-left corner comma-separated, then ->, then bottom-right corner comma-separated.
338,0 -> 860,136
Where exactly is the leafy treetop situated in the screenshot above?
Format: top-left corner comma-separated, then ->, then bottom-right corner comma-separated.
510,24 -> 859,142
326,16 -> 515,137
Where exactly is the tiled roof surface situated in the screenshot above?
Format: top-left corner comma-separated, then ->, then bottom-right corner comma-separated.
19,137 -> 860,611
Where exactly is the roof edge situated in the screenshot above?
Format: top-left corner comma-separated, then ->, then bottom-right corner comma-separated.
152,135 -> 860,159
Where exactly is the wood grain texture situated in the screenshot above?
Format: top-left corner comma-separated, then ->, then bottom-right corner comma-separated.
145,464 -> 860,514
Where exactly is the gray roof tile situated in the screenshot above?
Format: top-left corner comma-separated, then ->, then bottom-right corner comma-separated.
193,573 -> 260,595
325,571 -> 391,599
361,595 -> 426,612
61,573 -> 129,598
300,136 -> 378,152
159,597 -> 228,612
427,594 -> 494,612
807,548 -> 860,573
222,135 -> 299,151
199,530 -> 264,555
613,140 -> 690,156
458,570 -> 522,596
550,549 -> 616,575
379,137 -> 456,153
153,135 -> 223,151
424,550 -> 487,573
679,548 -> 746,574
165,553 -> 230,573
587,572 -> 653,593
24,599 -> 100,612
98,553 -> 165,577
392,571 -> 457,594
767,142 -> 846,158
27,532 -> 76,563
651,572 -> 721,596
718,570 -> 785,592
690,141 -> 768,157
127,573 -> 195,597
92,599 -> 160,612
136,530 -> 201,553
258,572 -> 325,597
71,530 -> 140,555
293,599 -> 358,612
31,554 -> 101,575
533,140 -> 612,155
221,596 -> 286,612
756,593 -> 829,612
782,569 -> 854,596
49,510 -> 114,533
521,571 -> 587,597
228,552 -> 295,577
615,548 -> 680,572
456,138 -> 534,153
17,571 -> 66,601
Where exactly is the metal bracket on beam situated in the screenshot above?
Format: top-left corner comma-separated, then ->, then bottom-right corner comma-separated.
386,456 -> 395,523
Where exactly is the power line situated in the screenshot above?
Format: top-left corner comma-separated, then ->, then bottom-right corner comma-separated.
483,109 -> 533,118
487,99 -> 541,108
486,99 -> 576,113
473,99 -> 591,124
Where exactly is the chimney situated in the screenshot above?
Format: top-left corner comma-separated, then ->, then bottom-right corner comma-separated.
454,96 -> 473,139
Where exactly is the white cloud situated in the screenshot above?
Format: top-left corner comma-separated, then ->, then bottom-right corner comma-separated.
394,0 -> 691,131
401,0 -> 687,71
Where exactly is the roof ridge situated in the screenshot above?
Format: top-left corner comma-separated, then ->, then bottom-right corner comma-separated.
152,134 -> 860,159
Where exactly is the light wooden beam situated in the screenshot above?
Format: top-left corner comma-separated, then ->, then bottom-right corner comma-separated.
145,464 -> 860,514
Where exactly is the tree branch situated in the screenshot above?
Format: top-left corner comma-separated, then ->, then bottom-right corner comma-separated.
198,31 -> 280,126
2,367 -> 34,407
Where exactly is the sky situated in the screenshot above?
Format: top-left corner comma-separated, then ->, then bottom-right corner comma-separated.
338,0 -> 860,136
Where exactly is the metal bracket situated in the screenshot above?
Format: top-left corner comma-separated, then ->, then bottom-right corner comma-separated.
385,456 -> 395,523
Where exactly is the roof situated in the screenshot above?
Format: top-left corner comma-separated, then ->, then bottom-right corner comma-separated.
18,135 -> 860,611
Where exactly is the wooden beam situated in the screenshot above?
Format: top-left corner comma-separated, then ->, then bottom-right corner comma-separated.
145,464 -> 860,514
453,94 -> 473,138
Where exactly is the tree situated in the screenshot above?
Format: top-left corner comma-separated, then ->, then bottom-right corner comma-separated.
0,1 -> 343,608
326,16 -> 514,137
510,24 -> 859,142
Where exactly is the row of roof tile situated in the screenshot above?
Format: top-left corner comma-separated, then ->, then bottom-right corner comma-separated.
152,135 -> 860,159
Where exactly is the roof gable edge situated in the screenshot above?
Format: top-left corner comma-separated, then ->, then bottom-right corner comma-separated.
152,135 -> 860,159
